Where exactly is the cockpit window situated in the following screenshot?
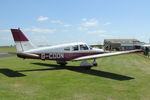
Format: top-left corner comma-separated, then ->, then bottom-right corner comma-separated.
80,44 -> 89,50
64,47 -> 70,51
72,45 -> 79,51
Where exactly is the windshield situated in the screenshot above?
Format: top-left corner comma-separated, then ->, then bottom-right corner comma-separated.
89,46 -> 93,50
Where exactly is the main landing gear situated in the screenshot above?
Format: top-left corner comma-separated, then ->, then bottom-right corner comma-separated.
56,59 -> 98,70
92,59 -> 98,66
56,60 -> 67,66
80,59 -> 98,70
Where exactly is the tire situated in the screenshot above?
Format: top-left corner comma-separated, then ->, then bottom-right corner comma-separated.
60,63 -> 66,66
85,66 -> 91,70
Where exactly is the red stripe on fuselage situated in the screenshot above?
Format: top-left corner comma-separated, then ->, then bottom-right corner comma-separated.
17,52 -> 104,61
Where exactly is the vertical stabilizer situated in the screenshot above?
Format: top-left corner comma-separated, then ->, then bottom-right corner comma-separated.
11,28 -> 36,52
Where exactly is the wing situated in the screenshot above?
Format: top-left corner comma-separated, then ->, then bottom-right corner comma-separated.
72,49 -> 142,61
8,52 -> 39,57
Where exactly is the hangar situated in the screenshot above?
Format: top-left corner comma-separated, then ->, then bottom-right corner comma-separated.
104,39 -> 144,51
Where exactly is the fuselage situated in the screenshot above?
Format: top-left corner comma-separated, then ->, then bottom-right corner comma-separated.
11,28 -> 142,68
18,42 -> 104,61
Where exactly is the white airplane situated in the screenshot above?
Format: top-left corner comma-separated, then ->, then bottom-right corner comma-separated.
10,28 -> 142,69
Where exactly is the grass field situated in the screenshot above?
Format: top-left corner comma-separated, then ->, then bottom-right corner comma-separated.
0,53 -> 150,100
0,46 -> 16,52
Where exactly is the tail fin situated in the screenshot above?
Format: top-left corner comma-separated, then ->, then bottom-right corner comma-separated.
11,28 -> 36,52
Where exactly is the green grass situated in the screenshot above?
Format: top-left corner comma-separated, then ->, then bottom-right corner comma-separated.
0,54 -> 150,100
0,47 -> 16,52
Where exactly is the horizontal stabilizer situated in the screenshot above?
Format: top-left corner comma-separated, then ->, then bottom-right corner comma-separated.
8,52 -> 39,58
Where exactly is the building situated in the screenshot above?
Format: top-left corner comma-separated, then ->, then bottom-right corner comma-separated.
104,39 -> 144,51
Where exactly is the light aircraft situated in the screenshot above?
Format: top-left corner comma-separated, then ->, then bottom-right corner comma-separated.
10,28 -> 142,69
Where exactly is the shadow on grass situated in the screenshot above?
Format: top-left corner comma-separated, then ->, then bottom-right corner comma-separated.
18,63 -> 134,81
0,63 -> 134,80
0,69 -> 26,77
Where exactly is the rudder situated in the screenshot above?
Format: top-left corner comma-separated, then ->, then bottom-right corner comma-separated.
11,28 -> 36,52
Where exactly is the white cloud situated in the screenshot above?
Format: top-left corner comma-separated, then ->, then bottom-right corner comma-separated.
0,29 -> 9,33
1,37 -> 12,41
103,22 -> 111,26
99,34 -> 114,38
77,27 -> 88,31
51,19 -> 72,28
82,18 -> 87,21
24,27 -> 56,34
82,18 -> 98,27
51,20 -> 63,24
88,30 -> 107,34
62,29 -> 69,32
32,35 -> 49,45
111,31 -> 120,33
87,30 -> 119,35
87,29 -> 119,38
37,16 -> 49,22
64,24 -> 72,27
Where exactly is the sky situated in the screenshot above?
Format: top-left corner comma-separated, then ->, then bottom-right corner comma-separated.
0,0 -> 150,46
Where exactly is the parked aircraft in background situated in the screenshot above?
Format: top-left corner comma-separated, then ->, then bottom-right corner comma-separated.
10,28 -> 142,69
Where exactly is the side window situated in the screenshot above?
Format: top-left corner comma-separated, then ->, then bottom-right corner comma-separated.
64,47 -> 70,51
72,45 -> 79,51
80,44 -> 89,50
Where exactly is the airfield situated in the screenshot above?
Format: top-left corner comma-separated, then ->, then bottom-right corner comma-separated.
0,47 -> 150,100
